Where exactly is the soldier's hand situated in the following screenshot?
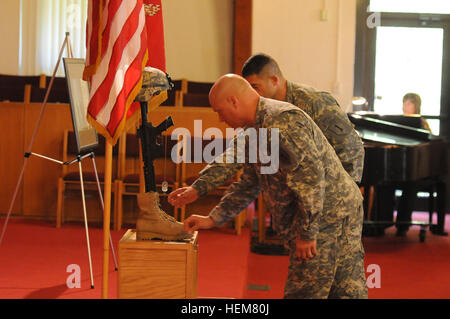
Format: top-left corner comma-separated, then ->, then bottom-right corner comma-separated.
168,186 -> 199,207
295,238 -> 317,260
184,215 -> 216,234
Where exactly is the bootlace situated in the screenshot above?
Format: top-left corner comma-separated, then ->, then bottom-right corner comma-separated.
156,204 -> 178,223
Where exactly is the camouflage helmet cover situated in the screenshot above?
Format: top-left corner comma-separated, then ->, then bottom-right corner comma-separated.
135,67 -> 173,102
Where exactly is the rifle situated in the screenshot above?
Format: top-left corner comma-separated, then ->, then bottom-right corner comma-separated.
137,101 -> 174,193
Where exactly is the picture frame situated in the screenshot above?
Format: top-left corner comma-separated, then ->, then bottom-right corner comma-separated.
63,58 -> 98,154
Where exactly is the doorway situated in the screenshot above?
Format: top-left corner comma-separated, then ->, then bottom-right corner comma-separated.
354,0 -> 450,138
373,26 -> 443,135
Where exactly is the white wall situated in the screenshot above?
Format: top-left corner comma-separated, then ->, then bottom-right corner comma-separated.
0,0 -> 234,82
252,0 -> 356,111
0,0 -> 21,75
162,0 -> 234,82
0,0 -> 357,111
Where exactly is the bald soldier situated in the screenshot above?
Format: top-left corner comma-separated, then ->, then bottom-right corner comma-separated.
175,74 -> 368,299
168,53 -> 364,206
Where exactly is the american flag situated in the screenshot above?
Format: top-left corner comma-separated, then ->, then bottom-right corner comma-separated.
83,0 -> 166,144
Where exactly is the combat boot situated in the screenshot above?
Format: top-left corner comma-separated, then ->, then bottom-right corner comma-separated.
136,191 -> 191,241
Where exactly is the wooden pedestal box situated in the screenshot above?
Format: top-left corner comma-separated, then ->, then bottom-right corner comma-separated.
118,229 -> 198,299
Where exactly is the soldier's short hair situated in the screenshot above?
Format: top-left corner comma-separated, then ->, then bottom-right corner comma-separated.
403,92 -> 422,114
242,53 -> 283,78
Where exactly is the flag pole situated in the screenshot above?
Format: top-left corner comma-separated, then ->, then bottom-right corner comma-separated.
102,140 -> 113,299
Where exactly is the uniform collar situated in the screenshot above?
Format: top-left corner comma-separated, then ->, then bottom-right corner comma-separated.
253,96 -> 267,128
285,80 -> 295,103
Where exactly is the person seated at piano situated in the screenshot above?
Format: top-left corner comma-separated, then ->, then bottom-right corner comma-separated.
396,93 -> 431,236
402,93 -> 431,132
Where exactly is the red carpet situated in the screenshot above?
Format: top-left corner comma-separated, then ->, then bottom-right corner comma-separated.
244,253 -> 288,299
362,212 -> 450,299
243,212 -> 450,299
197,228 -> 250,298
0,212 -> 449,299
0,219 -> 250,299
0,219 -> 123,299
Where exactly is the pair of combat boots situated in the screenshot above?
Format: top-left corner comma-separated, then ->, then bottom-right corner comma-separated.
135,191 -> 191,241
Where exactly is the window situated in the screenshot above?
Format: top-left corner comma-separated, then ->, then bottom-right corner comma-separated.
20,0 -> 88,76
369,0 -> 450,15
373,26 -> 443,134
354,0 -> 450,138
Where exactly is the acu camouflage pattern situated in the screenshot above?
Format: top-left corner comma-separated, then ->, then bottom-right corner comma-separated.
284,205 -> 368,299
190,81 -> 364,197
209,97 -> 363,241
208,97 -> 367,298
134,67 -> 174,102
285,81 -> 364,183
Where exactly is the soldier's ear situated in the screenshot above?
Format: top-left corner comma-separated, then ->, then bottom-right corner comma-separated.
229,95 -> 239,109
269,75 -> 278,87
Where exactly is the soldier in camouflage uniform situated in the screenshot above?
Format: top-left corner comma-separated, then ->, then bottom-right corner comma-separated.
168,53 -> 364,206
180,74 -> 368,299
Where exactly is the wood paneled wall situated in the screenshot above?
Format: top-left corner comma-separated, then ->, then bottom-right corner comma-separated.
233,0 -> 252,74
0,102 -> 72,219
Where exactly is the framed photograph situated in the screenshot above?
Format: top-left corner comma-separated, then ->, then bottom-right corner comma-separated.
63,58 -> 98,154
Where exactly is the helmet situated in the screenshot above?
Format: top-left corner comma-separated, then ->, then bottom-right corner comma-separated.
135,67 -> 174,102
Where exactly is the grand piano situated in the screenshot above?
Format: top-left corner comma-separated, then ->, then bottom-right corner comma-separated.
348,112 -> 449,241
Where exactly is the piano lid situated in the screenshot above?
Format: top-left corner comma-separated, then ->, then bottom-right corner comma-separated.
353,112 -> 423,129
348,113 -> 439,146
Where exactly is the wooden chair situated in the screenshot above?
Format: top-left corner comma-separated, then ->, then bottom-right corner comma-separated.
56,130 -> 118,228
159,79 -> 188,107
0,86 -> 28,102
31,76 -> 70,103
113,133 -> 181,230
172,78 -> 188,93
0,74 -> 44,88
174,80 -> 213,107
186,80 -> 213,94
256,194 -> 267,242
0,74 -> 46,102
177,93 -> 210,107
160,89 -> 177,106
178,136 -> 248,235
